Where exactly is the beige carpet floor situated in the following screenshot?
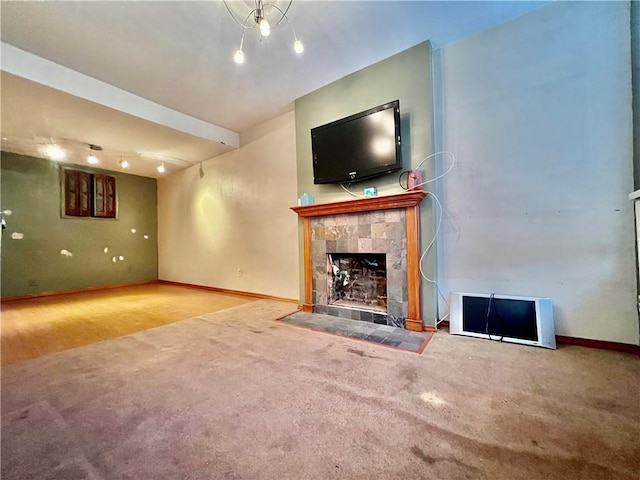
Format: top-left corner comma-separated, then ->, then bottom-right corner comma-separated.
2,300 -> 638,479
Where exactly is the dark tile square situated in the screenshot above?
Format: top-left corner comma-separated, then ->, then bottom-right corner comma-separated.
364,333 -> 388,343
359,311 -> 373,322
398,342 -> 420,352
380,338 -> 403,347
314,305 -> 327,315
402,335 -> 426,345
373,314 -> 387,325
349,331 -> 370,340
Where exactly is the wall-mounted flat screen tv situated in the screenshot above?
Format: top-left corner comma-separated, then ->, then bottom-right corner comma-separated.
311,100 -> 402,184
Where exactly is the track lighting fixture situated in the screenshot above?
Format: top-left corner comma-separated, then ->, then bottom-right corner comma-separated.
87,144 -> 102,164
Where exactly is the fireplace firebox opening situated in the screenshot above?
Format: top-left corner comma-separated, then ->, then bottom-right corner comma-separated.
327,253 -> 387,313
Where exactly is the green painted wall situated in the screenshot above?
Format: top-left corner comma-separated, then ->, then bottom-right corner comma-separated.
294,41 -> 437,325
1,152 -> 158,297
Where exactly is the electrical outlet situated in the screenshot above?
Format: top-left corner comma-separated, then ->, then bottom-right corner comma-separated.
237,268 -> 242,277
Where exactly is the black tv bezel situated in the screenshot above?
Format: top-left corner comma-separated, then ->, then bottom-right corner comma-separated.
311,100 -> 402,185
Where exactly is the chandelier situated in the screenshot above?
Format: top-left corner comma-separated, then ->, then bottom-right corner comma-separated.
223,0 -> 304,64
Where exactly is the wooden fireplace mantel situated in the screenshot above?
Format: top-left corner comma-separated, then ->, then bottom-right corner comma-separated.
291,191 -> 427,332
291,190 -> 426,217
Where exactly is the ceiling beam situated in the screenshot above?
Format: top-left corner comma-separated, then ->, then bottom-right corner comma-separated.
1,42 -> 239,148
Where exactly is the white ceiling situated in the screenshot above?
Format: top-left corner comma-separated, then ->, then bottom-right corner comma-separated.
0,0 -> 550,178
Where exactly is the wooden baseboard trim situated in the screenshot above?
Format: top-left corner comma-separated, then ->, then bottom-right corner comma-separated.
157,280 -> 299,304
423,325 -> 437,333
555,335 -> 640,355
300,303 -> 314,313
1,280 -> 158,303
436,320 -> 638,355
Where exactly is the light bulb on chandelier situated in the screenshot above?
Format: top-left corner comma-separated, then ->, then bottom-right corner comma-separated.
258,18 -> 271,37
224,0 -> 303,64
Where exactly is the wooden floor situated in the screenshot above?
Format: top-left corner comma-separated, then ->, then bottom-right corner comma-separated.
0,283 -> 256,366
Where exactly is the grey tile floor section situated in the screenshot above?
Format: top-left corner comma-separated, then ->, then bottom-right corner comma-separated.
280,311 -> 428,353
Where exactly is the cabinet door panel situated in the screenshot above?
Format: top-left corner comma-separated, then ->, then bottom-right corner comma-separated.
79,172 -> 91,216
64,170 -> 91,217
93,173 -> 106,217
105,175 -> 116,218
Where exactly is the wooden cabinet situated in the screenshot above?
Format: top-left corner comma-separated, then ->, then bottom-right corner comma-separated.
64,169 -> 91,216
92,173 -> 116,218
63,168 -> 116,218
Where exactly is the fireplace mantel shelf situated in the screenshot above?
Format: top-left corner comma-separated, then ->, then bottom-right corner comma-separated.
291,191 -> 426,217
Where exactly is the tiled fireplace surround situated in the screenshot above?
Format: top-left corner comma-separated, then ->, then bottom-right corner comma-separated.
292,191 -> 427,332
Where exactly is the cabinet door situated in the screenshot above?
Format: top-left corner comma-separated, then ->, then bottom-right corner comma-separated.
93,173 -> 106,217
92,174 -> 117,218
105,175 -> 116,218
78,171 -> 91,216
64,169 -> 90,216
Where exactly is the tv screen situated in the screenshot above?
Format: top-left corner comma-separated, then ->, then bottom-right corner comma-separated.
449,292 -> 556,349
462,296 -> 538,342
311,100 -> 402,184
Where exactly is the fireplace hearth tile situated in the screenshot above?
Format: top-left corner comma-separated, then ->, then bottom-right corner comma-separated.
364,333 -> 387,343
314,305 -> 328,315
387,316 -> 405,328
279,311 -> 431,354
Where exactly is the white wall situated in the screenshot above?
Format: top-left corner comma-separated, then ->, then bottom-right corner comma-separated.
434,1 -> 638,343
157,111 -> 299,300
